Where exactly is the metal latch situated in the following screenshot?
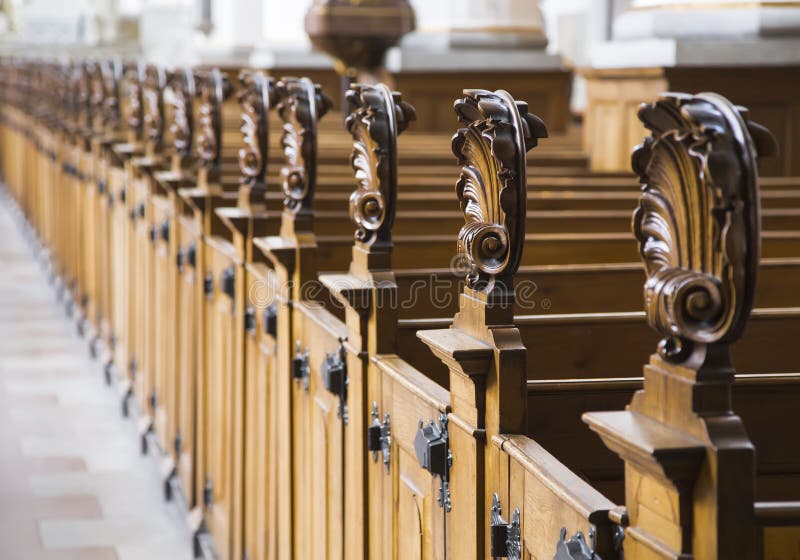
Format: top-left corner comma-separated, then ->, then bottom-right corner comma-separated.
490,493 -> 520,559
366,402 -> 390,473
292,341 -> 310,391
159,219 -> 169,243
220,266 -> 235,299
414,413 -> 452,512
203,273 -> 214,298
321,340 -> 348,423
262,303 -> 278,337
244,307 -> 256,334
554,528 -> 599,560
186,243 -> 197,268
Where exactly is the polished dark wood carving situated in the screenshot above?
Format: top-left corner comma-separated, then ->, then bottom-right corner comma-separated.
142,64 -> 166,152
100,59 -> 123,134
632,92 -> 777,362
167,68 -> 195,161
275,77 -> 332,215
237,70 -> 275,188
195,69 -> 230,172
452,89 -> 548,290
124,62 -> 144,136
345,83 -> 415,250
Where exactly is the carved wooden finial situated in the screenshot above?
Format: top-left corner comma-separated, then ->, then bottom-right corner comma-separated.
195,69 -> 231,173
142,64 -> 166,153
123,61 -> 145,137
167,68 -> 195,161
632,92 -> 777,363
99,59 -> 123,134
237,70 -> 276,188
452,89 -> 548,291
87,61 -> 105,135
275,76 -> 333,216
345,83 -> 416,251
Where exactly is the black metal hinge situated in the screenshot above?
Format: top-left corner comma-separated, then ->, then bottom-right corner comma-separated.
554,528 -> 600,560
187,243 -> 197,268
367,402 -> 391,473
291,341 -> 310,392
244,307 -> 256,334
490,493 -> 520,559
221,266 -> 235,299
203,273 -> 214,298
203,477 -> 213,508
321,340 -> 348,423
176,247 -> 184,272
159,219 -> 169,243
262,303 -> 278,337
414,413 -> 452,512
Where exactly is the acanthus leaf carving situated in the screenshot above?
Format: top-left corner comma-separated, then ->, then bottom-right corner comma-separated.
452,89 -> 548,291
237,70 -> 276,186
275,77 -> 332,215
345,83 -> 416,249
632,92 -> 777,362
167,68 -> 195,160
195,69 -> 231,172
142,64 -> 166,150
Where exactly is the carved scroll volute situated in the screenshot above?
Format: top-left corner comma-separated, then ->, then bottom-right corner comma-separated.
632,93 -> 777,363
275,77 -> 333,216
237,71 -> 276,187
195,69 -> 231,173
123,61 -> 145,139
88,61 -> 105,135
99,59 -> 123,135
142,64 -> 167,153
167,68 -> 196,161
452,89 -> 548,292
345,83 -> 416,252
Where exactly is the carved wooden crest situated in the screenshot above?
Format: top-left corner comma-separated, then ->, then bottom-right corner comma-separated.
452,89 -> 548,290
124,62 -> 144,135
167,68 -> 195,159
237,70 -> 276,186
345,83 -> 416,249
632,93 -> 776,361
275,77 -> 333,214
195,69 -> 230,170
142,64 -> 166,150
99,59 -> 123,133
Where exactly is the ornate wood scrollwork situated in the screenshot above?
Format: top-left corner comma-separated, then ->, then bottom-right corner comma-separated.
124,62 -> 144,136
632,93 -> 777,362
142,64 -> 166,151
452,89 -> 548,291
167,68 -> 195,160
237,71 -> 276,187
344,83 -> 416,250
195,69 -> 230,171
275,77 -> 332,215
99,59 -> 123,134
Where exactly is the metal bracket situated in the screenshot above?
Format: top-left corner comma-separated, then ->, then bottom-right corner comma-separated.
203,273 -> 214,298
187,243 -> 197,268
203,477 -> 213,508
244,307 -> 256,334
159,219 -> 169,243
414,413 -> 452,512
262,303 -> 278,337
221,266 -> 235,299
554,528 -> 599,560
490,493 -> 520,559
176,246 -> 184,272
367,402 -> 391,473
321,340 -> 348,423
149,225 -> 156,244
292,341 -> 310,392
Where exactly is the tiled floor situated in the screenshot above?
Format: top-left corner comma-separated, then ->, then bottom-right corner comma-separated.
0,196 -> 194,560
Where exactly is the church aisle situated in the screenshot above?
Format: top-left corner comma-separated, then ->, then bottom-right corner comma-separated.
0,193 -> 194,560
